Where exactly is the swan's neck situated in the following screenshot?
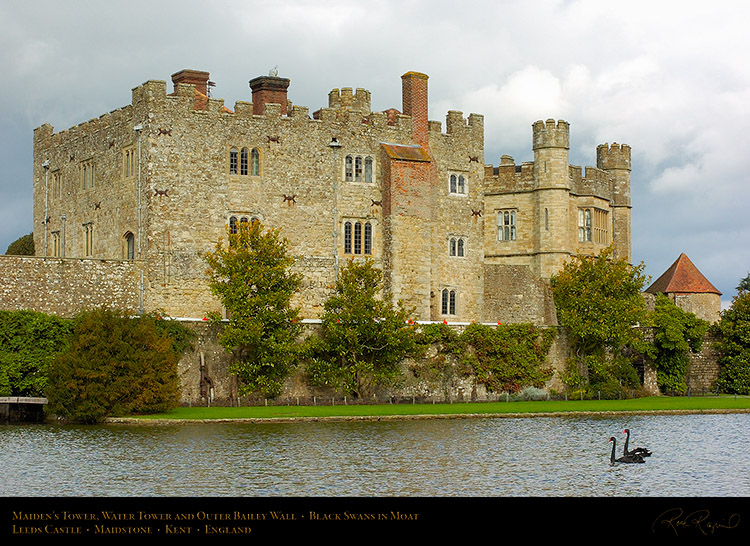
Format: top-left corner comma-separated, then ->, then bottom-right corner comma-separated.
610,440 -> 616,463
624,431 -> 630,453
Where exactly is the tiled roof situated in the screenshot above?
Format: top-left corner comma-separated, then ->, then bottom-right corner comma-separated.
380,142 -> 431,162
645,253 -> 722,295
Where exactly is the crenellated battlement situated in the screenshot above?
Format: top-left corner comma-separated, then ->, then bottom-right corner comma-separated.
328,87 -> 371,113
596,142 -> 631,171
532,118 -> 569,150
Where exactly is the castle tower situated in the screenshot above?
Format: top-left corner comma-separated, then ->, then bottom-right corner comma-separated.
532,119 -> 571,278
597,143 -> 632,262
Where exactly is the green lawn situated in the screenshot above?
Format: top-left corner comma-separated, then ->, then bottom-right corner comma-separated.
129,395 -> 750,421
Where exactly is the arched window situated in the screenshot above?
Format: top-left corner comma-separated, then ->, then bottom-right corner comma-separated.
229,148 -> 238,175
354,221 -> 362,254
364,157 -> 373,183
355,157 -> 363,181
364,222 -> 372,255
450,174 -> 457,193
441,289 -> 457,316
251,148 -> 260,176
125,232 -> 135,260
240,148 -> 248,175
343,220 -> 373,255
450,238 -> 457,256
457,238 -> 464,257
229,216 -> 238,234
498,210 -> 517,241
344,221 -> 352,254
345,155 -> 353,181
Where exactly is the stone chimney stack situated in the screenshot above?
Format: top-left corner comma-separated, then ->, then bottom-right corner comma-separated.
249,75 -> 291,115
171,69 -> 210,96
401,71 -> 429,147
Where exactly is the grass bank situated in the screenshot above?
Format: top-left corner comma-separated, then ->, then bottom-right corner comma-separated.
116,395 -> 750,423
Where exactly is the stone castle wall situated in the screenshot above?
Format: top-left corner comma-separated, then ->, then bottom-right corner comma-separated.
0,255 -> 141,317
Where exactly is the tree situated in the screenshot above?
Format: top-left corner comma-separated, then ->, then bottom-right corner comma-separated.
713,291 -> 750,395
550,245 -> 649,396
203,220 -> 302,398
551,245 -> 649,356
45,309 -> 185,423
737,273 -> 750,293
305,259 -> 418,398
0,310 -> 71,397
646,294 -> 709,394
5,233 -> 34,255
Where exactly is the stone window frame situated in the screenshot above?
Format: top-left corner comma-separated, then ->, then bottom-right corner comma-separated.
228,214 -> 260,234
123,146 -> 137,179
448,172 -> 468,196
229,147 -> 261,176
343,219 -> 374,256
83,222 -> 94,257
344,154 -> 374,183
441,287 -> 458,316
449,236 -> 466,257
51,230 -> 61,257
497,209 -> 517,241
578,207 -> 609,244
52,170 -> 62,199
124,232 -> 135,260
80,159 -> 95,190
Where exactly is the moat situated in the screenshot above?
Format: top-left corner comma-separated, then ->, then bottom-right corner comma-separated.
2,412 -> 749,496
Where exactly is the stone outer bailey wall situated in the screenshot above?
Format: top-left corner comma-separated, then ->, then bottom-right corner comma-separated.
177,320 -> 573,407
0,255 -> 141,317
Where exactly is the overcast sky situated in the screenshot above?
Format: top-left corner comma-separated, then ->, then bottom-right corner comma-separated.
1,0 -> 748,307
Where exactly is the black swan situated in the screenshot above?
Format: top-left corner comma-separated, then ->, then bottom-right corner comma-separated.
623,428 -> 652,457
609,437 -> 645,464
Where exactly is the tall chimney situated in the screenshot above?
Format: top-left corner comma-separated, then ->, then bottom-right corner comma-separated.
171,69 -> 210,96
401,71 -> 429,147
249,75 -> 291,115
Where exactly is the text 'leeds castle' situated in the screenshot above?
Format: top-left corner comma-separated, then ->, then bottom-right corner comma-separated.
27,68 -> 632,324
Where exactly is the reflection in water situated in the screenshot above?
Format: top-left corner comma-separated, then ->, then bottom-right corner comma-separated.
2,413 -> 749,496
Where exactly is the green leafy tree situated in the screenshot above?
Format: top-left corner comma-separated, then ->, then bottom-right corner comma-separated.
713,291 -> 750,394
645,294 -> 709,394
203,220 -> 302,398
5,233 -> 34,255
550,245 -> 649,395
551,245 -> 649,356
45,309 -> 186,423
0,310 -> 71,396
737,273 -> 750,293
305,259 -> 418,398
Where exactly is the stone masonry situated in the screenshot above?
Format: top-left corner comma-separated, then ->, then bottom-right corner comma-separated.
25,68 -> 632,325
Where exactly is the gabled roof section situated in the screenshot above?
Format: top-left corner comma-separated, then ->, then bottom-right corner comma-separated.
380,142 -> 431,162
645,253 -> 722,295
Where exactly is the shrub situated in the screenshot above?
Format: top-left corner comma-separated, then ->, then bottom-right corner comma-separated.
46,309 -> 188,423
0,310 -> 71,396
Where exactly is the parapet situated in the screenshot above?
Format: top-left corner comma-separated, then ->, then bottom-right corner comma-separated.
328,87 -> 371,113
596,142 -> 631,171
532,119 -> 569,150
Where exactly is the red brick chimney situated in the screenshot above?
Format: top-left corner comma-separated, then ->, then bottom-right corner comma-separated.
401,71 -> 429,147
249,75 -> 291,115
171,69 -> 210,96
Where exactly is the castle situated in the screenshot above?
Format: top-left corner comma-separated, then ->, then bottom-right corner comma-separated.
25,68 -> 632,325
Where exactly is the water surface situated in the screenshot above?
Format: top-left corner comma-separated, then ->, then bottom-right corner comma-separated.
2,413 -> 748,497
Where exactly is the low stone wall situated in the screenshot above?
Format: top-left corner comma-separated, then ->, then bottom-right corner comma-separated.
0,255 -> 141,317
176,320 -> 572,406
